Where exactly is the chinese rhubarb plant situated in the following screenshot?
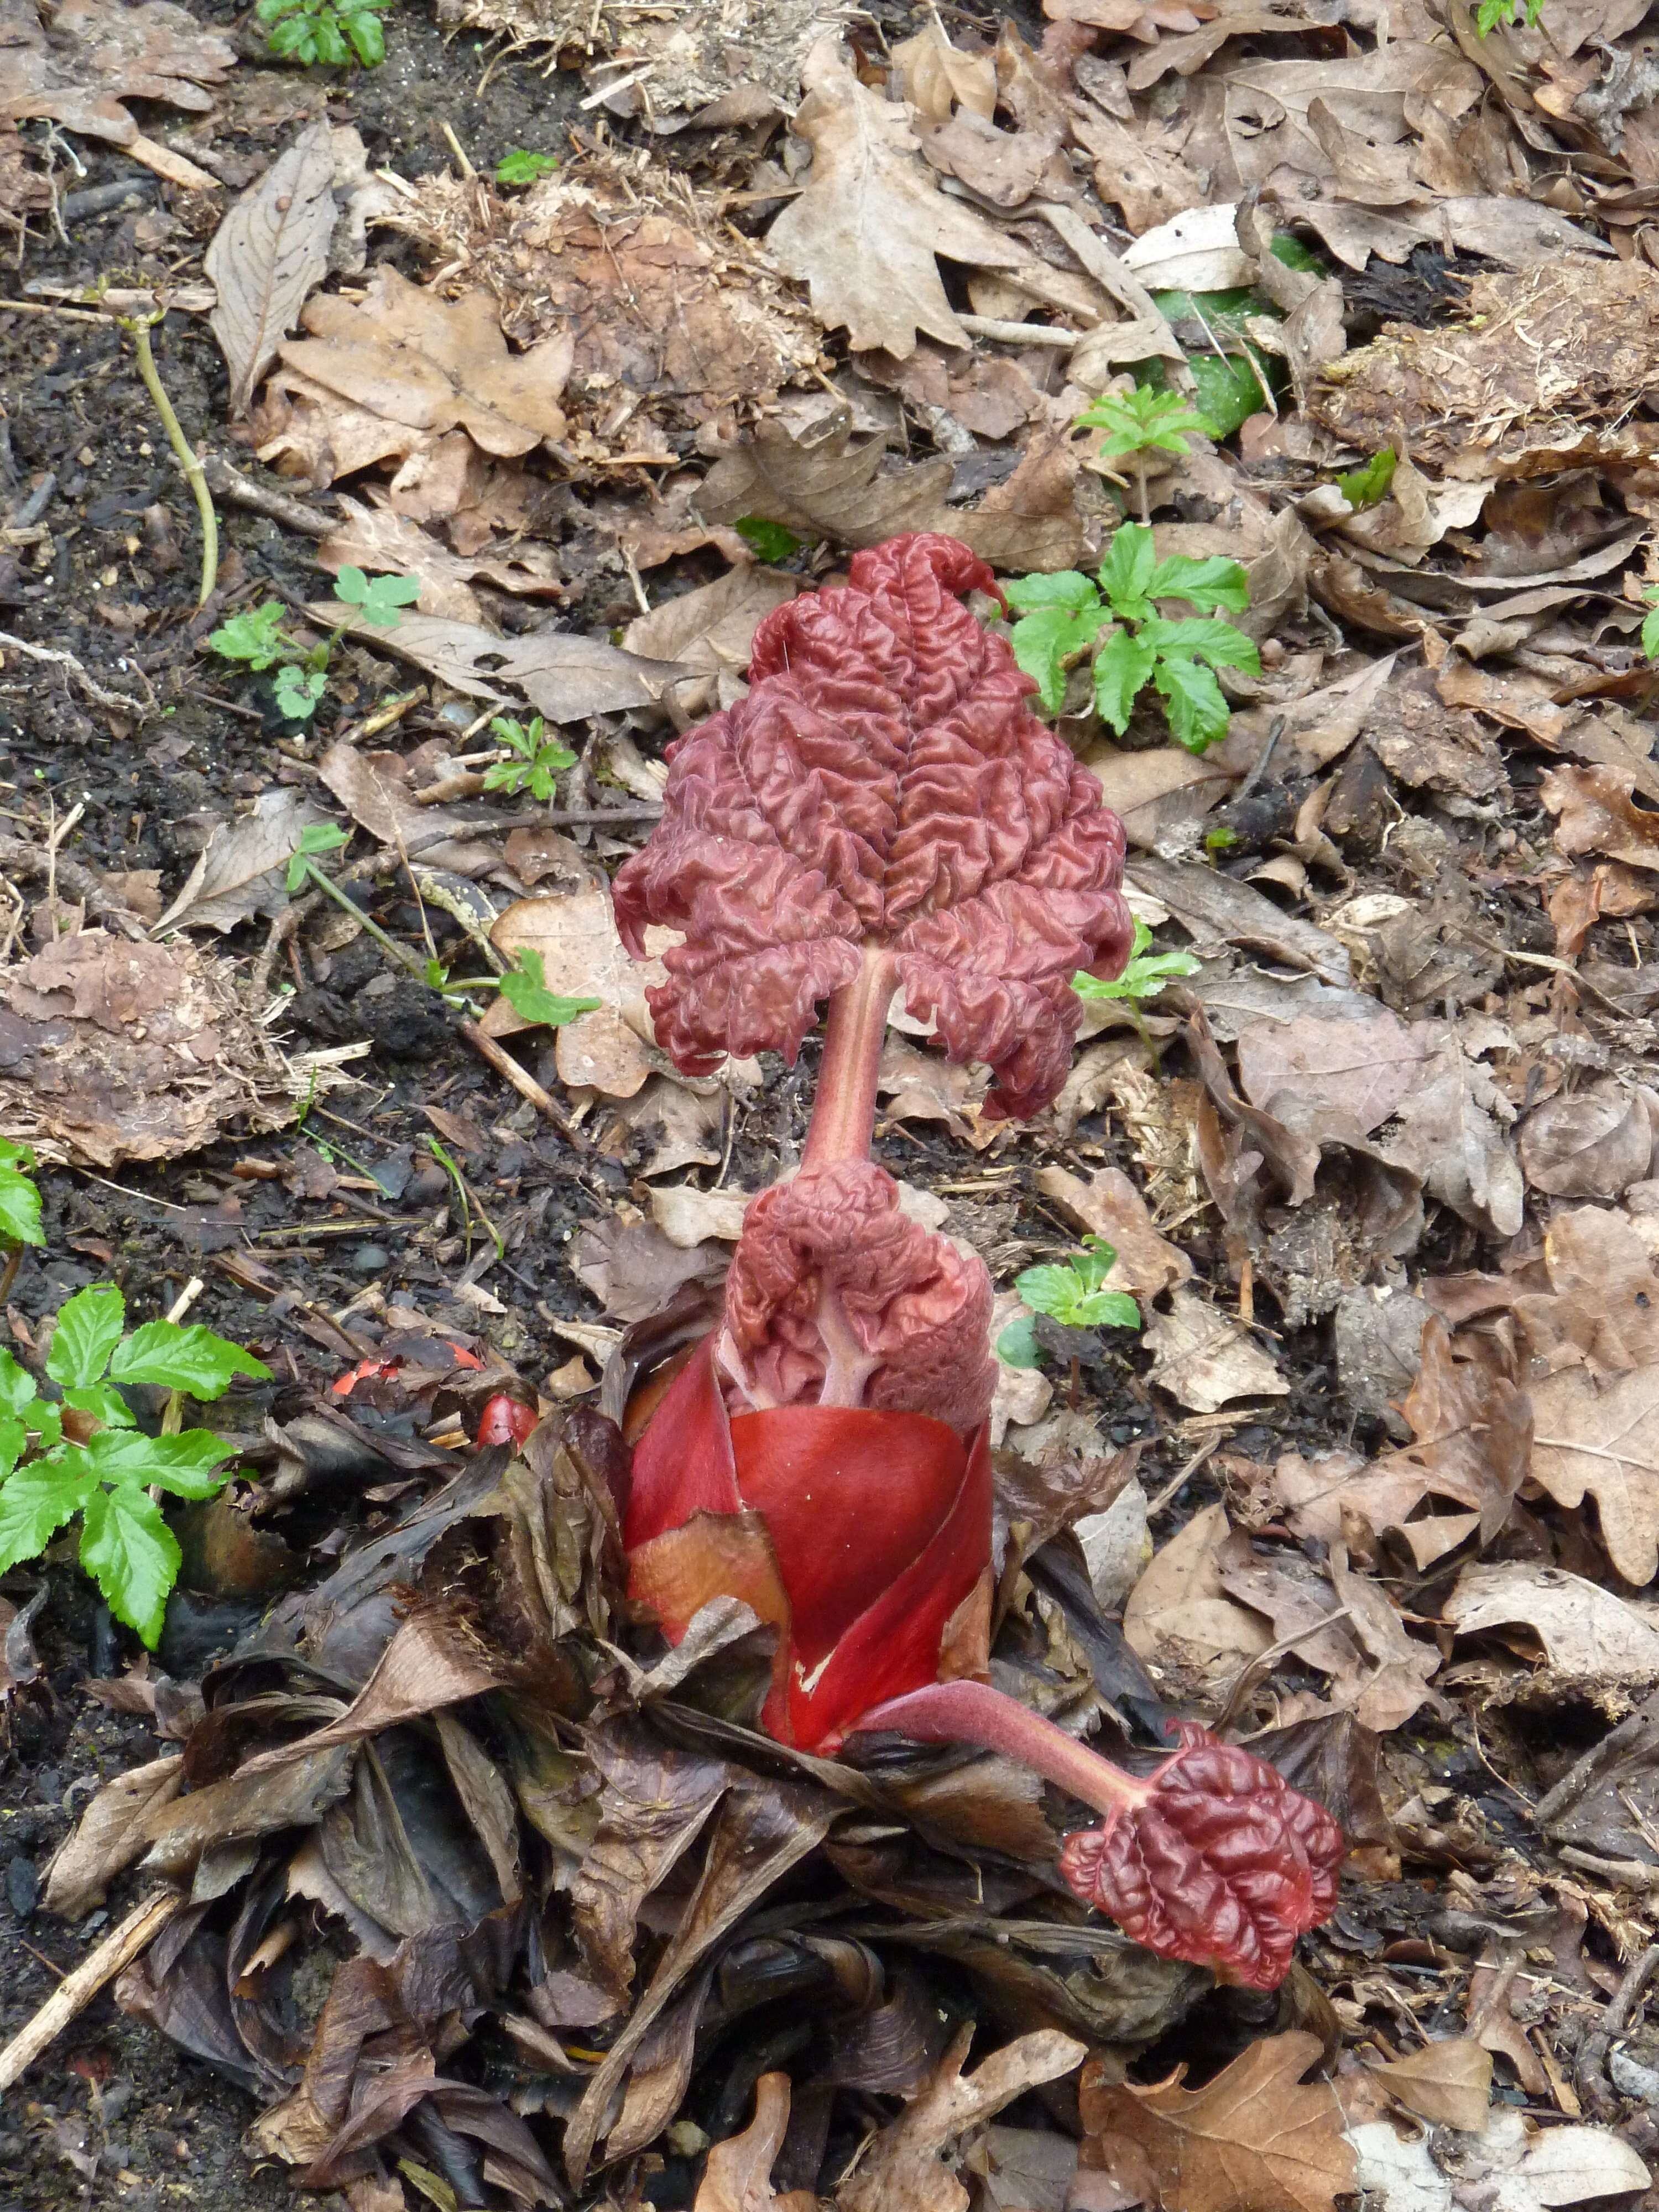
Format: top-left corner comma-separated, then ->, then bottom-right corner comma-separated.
0,1285 -> 270,1646
611,530 -> 1343,1990
1004,525 -> 1260,751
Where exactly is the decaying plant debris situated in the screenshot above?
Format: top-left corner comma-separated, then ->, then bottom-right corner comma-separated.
15,0 -> 1659,2203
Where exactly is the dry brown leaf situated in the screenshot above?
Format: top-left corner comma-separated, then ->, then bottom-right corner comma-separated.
1034,1165 -> 1191,1297
1380,1022 -> 1524,1241
0,929 -> 295,1168
206,119 -> 336,416
1080,2032 -> 1355,2212
838,2026 -> 1087,2212
153,787 -> 329,935
41,1754 -> 184,1918
1445,1562 -> 1659,1688
1070,101 -> 1207,234
1365,2038 -> 1492,2132
693,2074 -> 816,2212
310,603 -> 690,724
699,404 -> 956,552
894,17 -> 995,120
1518,1079 -> 1657,1200
573,1214 -> 726,1324
0,0 -> 234,149
1542,762 -> 1659,873
316,742 -> 498,877
1219,1543 -> 1441,1732
275,265 -> 572,458
1235,1004 -> 1426,1137
766,36 -> 1052,357
1123,1501 -> 1273,1697
486,887 -> 674,1099
1532,1362 -> 1659,1587
316,495 -> 565,625
623,567 -> 801,720
1143,1285 -> 1288,1412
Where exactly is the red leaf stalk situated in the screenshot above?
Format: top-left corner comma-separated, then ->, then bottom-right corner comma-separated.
857,1681 -> 1344,1991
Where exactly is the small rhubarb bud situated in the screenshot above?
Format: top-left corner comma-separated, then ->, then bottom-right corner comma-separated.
858,1681 -> 1343,1991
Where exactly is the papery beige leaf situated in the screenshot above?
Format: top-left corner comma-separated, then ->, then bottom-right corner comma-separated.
206,119 -> 337,416
766,36 -> 1041,356
278,265 -> 572,457
153,788 -> 328,936
1445,1561 -> 1659,1685
42,1754 -> 184,1917
700,403 -> 958,552
1531,1364 -> 1659,1587
1143,1286 -> 1287,1412
1235,1004 -> 1427,1137
1124,1501 -> 1273,1692
310,603 -> 690,722
0,0 -> 234,148
839,2026 -> 1086,2212
694,2073 -> 817,2212
623,567 -> 801,719
1365,2038 -> 1491,2133
1034,1165 -> 1191,1297
1081,2032 -> 1355,2212
1518,1079 -> 1656,1199
316,494 -> 566,625
486,887 -> 674,1099
316,740 -> 498,877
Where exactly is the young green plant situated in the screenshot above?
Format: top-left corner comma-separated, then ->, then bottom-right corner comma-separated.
0,1140 -> 44,1304
1004,524 -> 1259,752
0,1285 -> 269,1646
258,0 -> 394,65
483,716 -> 578,803
997,1237 -> 1141,1370
210,567 -> 418,722
495,148 -> 560,185
1076,386 -> 1206,525
1476,0 -> 1543,31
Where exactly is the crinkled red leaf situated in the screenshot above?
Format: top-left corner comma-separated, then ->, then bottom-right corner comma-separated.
613,531 -> 1133,1120
1058,1728 -> 1344,1991
721,1158 -> 994,1430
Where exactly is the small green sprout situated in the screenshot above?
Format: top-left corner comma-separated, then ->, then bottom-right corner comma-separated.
495,148 -> 560,186
997,1238 -> 1142,1369
257,0 -> 394,66
1073,915 -> 1200,1005
286,821 -> 348,894
733,517 -> 809,562
1004,523 -> 1259,750
1336,448 -> 1397,513
1076,387 -> 1208,524
1641,588 -> 1659,663
0,1285 -> 269,1646
1477,0 -> 1543,32
483,715 -> 578,803
0,1140 -> 44,1260
496,948 -> 602,1029
208,601 -> 289,671
334,565 -> 421,628
209,571 -> 416,722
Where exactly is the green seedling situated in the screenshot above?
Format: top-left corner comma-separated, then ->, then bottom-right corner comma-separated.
1477,0 -> 1543,31
1074,916 -> 1200,1006
1641,587 -> 1659,664
483,716 -> 578,803
997,1237 -> 1142,1369
733,517 -> 810,563
0,1139 -> 44,1304
210,571 -> 417,722
0,1284 -> 269,1646
1004,524 -> 1259,750
257,0 -> 394,65
495,148 -> 560,186
1337,448 -> 1397,513
496,948 -> 602,1029
1076,387 -> 1207,524
286,821 -> 348,894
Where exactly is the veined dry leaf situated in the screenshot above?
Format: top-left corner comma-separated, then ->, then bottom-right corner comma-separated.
1445,1562 -> 1659,1687
1532,1362 -> 1659,1587
1380,1022 -> 1523,1241
838,2026 -> 1087,2212
42,1754 -> 184,1917
1034,1164 -> 1191,1297
1124,1500 -> 1273,1694
623,567 -> 801,720
315,495 -> 565,625
276,265 -> 572,458
700,404 -> 955,551
1543,762 -> 1659,873
1518,1079 -> 1656,1199
893,17 -> 995,119
766,36 -> 1046,357
206,119 -> 337,416
1365,2038 -> 1491,2132
1143,1285 -> 1288,1412
695,2074 -> 816,2212
1236,1004 -> 1426,1137
316,741 -> 498,877
309,603 -> 690,723
486,887 -> 674,1100
1081,2032 -> 1354,2212
0,0 -> 234,149
153,787 -> 328,936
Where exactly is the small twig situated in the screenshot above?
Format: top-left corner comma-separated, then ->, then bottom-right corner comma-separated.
956,314 -> 1081,347
0,1891 -> 182,2092
163,1276 -> 204,1324
1233,714 -> 1287,808
202,453 -> 333,540
460,1018 -> 589,1150
122,316 -> 217,607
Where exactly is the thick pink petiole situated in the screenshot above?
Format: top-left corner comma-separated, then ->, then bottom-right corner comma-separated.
802,947 -> 900,1172
855,1679 -> 1345,1992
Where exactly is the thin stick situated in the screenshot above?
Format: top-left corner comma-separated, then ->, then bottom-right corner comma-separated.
128,320 -> 217,606
0,1891 -> 182,2092
459,1018 -> 588,1150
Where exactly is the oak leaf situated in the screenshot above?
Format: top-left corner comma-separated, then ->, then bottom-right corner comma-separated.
767,35 -> 1040,357
0,0 -> 234,148
1080,2030 -> 1355,2212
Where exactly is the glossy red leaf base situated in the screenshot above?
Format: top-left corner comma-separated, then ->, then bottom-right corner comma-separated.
625,1338 -> 992,1751
858,1681 -> 1343,1991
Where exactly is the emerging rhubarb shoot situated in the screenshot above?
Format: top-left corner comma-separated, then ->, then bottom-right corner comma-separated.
858,1680 -> 1344,1991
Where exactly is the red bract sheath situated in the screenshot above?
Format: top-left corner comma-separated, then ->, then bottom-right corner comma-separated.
612,532 -> 1132,1121
858,1686 -> 1343,1991
624,1338 -> 992,1752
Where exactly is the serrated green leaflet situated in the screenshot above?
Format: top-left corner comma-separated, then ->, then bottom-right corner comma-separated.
995,1316 -> 1043,1369
1016,1239 -> 1141,1333
1152,653 -> 1235,753
1092,628 -> 1157,734
46,1284 -> 126,1388
1337,448 -> 1396,512
0,1349 -> 35,1418
0,1459 -> 94,1575
0,1150 -> 43,1249
62,1384 -> 137,1430
86,1428 -> 237,1497
80,1481 -> 182,1648
1010,603 -> 1110,714
1146,555 -> 1250,615
111,1320 -> 272,1395
1139,617 -> 1262,672
1074,916 -> 1201,1003
1004,570 -> 1100,613
1643,593 -> 1659,662
1096,525 -> 1160,622
733,517 -> 806,562
498,949 -> 603,1030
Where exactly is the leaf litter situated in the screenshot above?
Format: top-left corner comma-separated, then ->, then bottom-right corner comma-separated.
15,0 -> 1659,2200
